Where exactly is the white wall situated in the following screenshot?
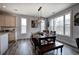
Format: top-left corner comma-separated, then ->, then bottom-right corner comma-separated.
48,4 -> 79,47
16,15 -> 41,39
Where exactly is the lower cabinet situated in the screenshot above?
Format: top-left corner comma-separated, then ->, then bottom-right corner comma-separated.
8,32 -> 15,42
0,33 -> 8,55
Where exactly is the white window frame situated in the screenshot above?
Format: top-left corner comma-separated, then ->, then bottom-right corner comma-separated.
50,12 -> 71,36
54,16 -> 64,35
64,13 -> 71,36
21,18 -> 27,34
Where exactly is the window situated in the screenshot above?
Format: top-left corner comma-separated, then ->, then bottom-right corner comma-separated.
21,18 -> 27,34
49,12 -> 71,36
41,20 -> 45,32
65,13 -> 70,36
49,19 -> 54,31
54,16 -> 64,35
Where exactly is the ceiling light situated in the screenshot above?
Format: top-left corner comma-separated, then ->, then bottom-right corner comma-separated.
52,12 -> 56,14
2,5 -> 6,8
14,9 -> 18,11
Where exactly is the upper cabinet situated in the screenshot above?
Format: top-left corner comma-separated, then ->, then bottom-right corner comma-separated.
5,15 -> 16,27
0,15 -> 5,26
0,15 -> 16,27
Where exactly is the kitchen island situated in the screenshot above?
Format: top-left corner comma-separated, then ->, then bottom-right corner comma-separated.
0,33 -> 8,55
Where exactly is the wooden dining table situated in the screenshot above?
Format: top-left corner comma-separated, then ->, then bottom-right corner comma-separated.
38,36 -> 56,45
37,36 -> 64,55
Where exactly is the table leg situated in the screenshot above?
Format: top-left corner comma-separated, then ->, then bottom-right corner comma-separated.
61,47 -> 62,55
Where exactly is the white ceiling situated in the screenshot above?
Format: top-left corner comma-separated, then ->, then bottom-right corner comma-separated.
0,3 -> 75,18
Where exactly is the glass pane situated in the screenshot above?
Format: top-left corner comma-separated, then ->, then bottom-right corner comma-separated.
65,25 -> 70,36
21,25 -> 26,34
21,18 -> 27,25
54,16 -> 64,35
65,13 -> 70,24
65,13 -> 70,36
21,18 -> 27,34
41,20 -> 45,32
50,19 -> 53,31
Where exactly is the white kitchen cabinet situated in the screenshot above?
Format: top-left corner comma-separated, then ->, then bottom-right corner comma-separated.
0,33 -> 8,55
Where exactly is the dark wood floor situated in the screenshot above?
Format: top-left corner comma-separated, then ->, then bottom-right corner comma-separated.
4,39 -> 79,55
5,39 -> 34,55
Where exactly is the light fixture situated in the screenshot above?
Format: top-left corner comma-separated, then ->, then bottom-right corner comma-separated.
14,9 -> 18,11
2,5 -> 6,8
34,6 -> 44,25
38,6 -> 42,12
52,12 -> 56,15
37,6 -> 42,23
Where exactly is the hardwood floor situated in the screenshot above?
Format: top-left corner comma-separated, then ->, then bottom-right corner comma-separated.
5,39 -> 35,55
4,39 -> 79,55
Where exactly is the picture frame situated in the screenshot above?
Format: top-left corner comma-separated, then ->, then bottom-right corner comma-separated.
31,20 -> 38,28
74,13 -> 79,26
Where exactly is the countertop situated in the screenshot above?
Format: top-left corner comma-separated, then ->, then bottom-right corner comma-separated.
0,32 -> 8,36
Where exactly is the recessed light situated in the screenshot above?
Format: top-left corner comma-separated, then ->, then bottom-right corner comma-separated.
52,12 -> 55,14
2,5 -> 6,8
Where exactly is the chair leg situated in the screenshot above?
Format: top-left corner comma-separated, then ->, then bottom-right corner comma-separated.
53,50 -> 55,55
56,49 -> 58,55
55,49 -> 58,55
